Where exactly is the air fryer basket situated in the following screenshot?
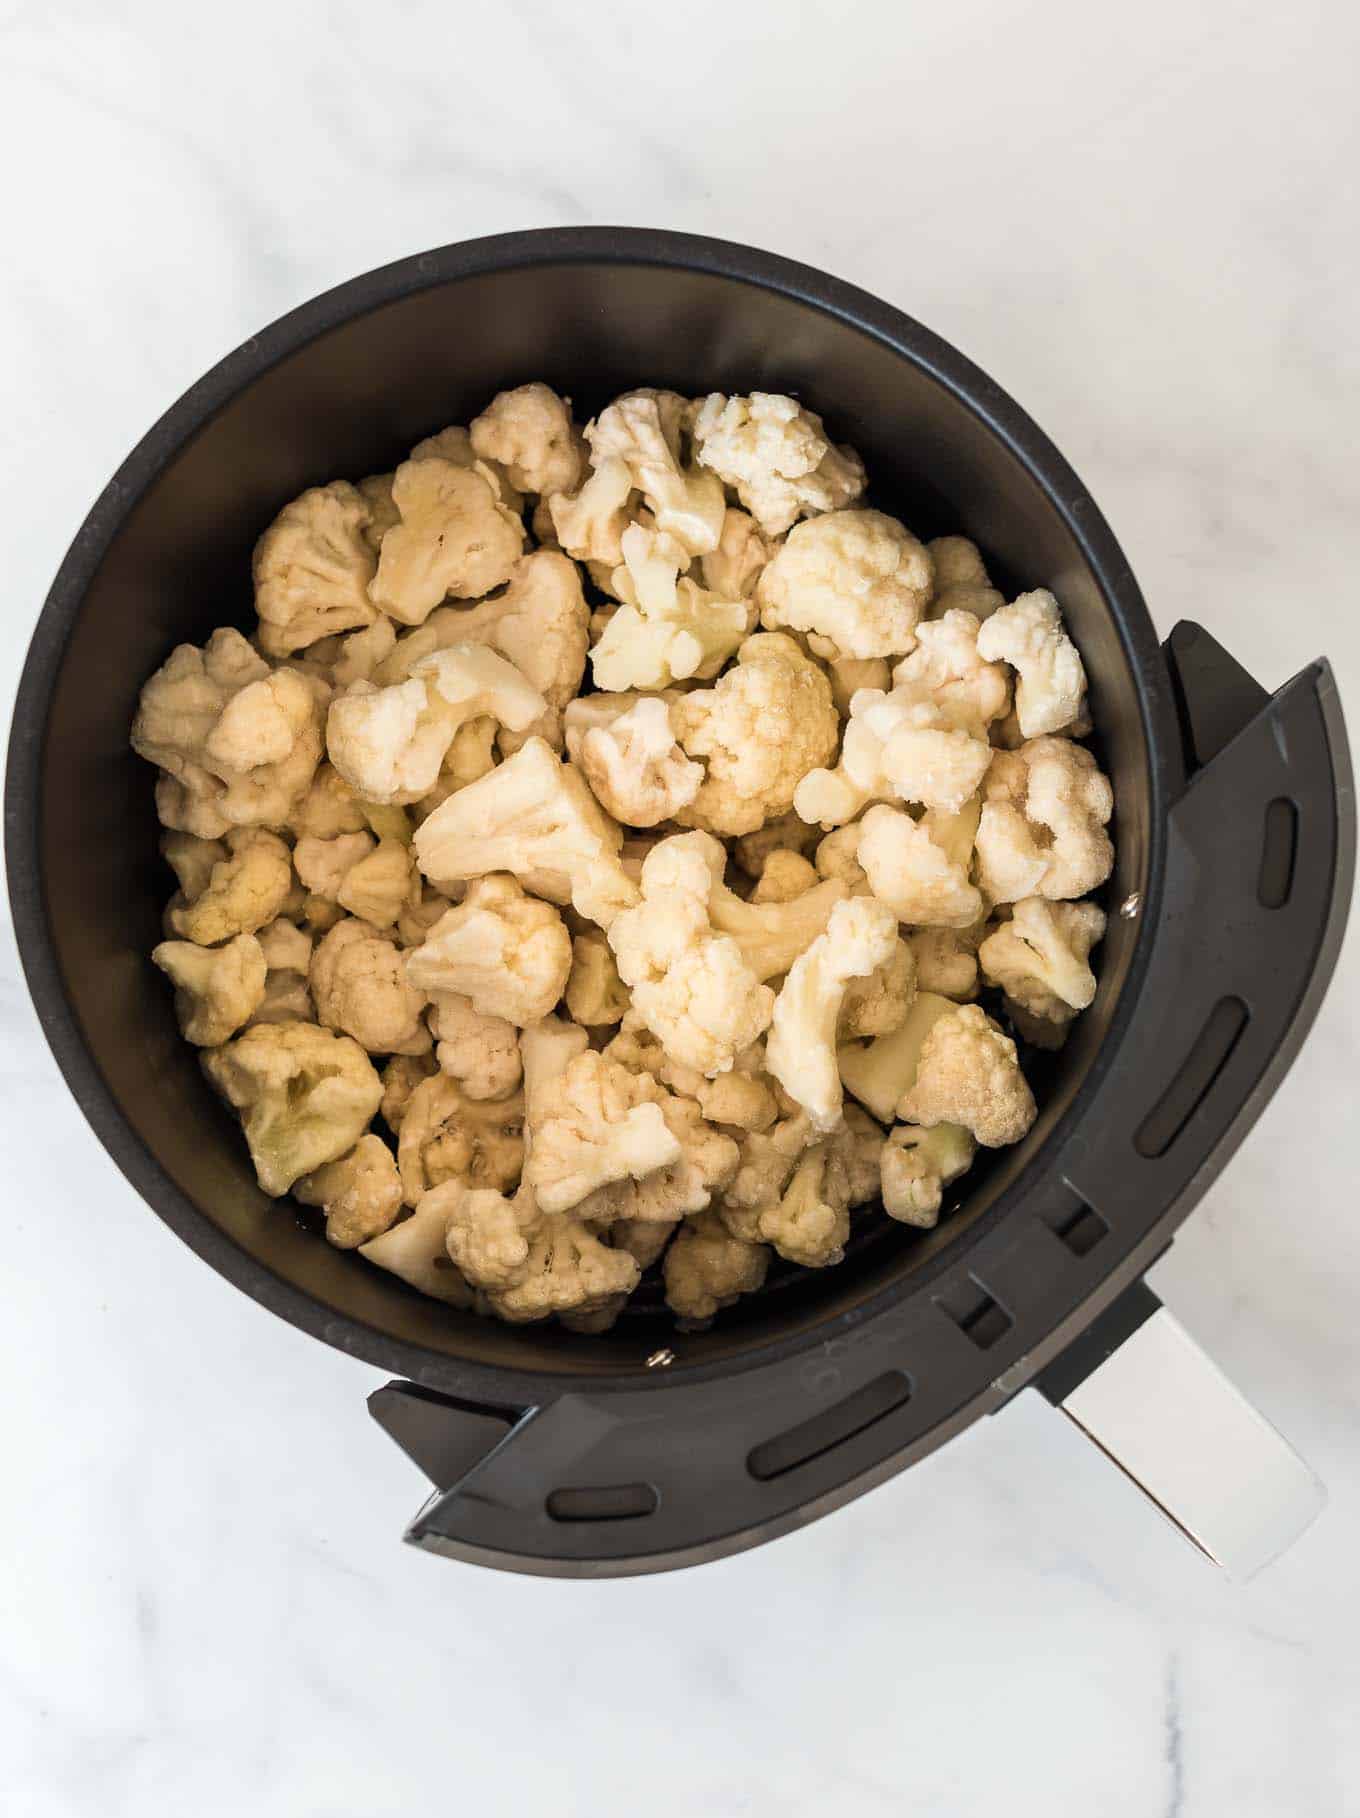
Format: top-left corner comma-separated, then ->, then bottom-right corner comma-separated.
6,230 -> 1352,1578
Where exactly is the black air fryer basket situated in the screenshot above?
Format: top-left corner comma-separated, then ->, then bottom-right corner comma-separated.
5,231 -> 1352,1578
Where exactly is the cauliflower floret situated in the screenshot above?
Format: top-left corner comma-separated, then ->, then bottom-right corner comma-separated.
827,655 -> 892,717
406,873 -> 572,1026
396,1072 -> 524,1205
975,737 -> 1114,902
201,1022 -> 383,1196
368,458 -> 524,625
657,1039 -> 780,1135
898,1004 -> 1036,1147
575,1092 -> 740,1227
718,1099 -> 815,1238
976,590 -> 1087,737
837,989 -> 959,1124
295,1133 -> 403,1248
310,918 -> 431,1056
253,482 -> 380,657
880,1122 -> 976,1227
166,829 -> 293,944
691,392 -> 865,537
320,618 -> 399,689
756,1105 -> 882,1268
294,831 -> 375,902
356,473 -> 401,552
590,524 -> 749,692
425,990 -> 523,1101
795,686 -> 992,828
358,1192 -> 475,1307
664,1211 -> 769,1323
160,830 -> 227,904
856,802 -> 983,928
470,383 -> 584,497
701,508 -> 774,600
335,838 -> 417,929
731,811 -> 820,881
249,971 -> 315,1027
909,923 -> 985,999
838,937 -> 916,1040
815,823 -> 870,894
379,1051 -> 437,1132
289,763 -> 369,840
151,933 -> 266,1045
432,1179 -> 537,1291
765,896 -> 898,1132
484,1204 -> 641,1325
586,389 -> 724,556
394,882 -> 459,949
565,930 -> 630,1027
757,510 -> 930,659
750,849 -> 820,903
153,771 -> 232,841
549,455 -> 635,567
707,869 -> 849,982
607,833 -> 775,1077
412,737 -> 636,928
524,1049 -> 682,1215
927,536 -> 1004,620
978,898 -> 1106,1028
577,695 -> 703,826
891,609 -> 1011,736
257,917 -> 312,974
673,633 -> 838,838
327,644 -> 545,805
611,1219 -> 674,1271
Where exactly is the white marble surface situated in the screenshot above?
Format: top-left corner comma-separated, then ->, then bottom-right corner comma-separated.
2,2 -> 1358,1812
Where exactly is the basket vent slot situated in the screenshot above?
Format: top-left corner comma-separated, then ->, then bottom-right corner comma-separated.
546,1483 -> 658,1523
747,1371 -> 911,1482
1258,796 -> 1298,908
1046,1201 -> 1109,1259
1135,996 -> 1249,1159
935,1277 -> 1013,1352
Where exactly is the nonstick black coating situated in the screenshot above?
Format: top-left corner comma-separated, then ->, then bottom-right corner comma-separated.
5,230 -> 1168,1397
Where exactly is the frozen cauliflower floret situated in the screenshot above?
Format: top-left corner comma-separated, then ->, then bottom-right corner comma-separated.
257,917 -> 313,974
487,1204 -> 641,1325
856,802 -> 983,928
397,1072 -> 524,1205
336,838 -> 416,929
201,1022 -> 383,1197
909,923 -> 985,999
369,458 -> 524,625
575,1092 -> 740,1227
664,1211 -> 769,1323
978,898 -> 1106,1026
154,772 -> 232,841
757,509 -> 931,660
151,932 -> 266,1045
249,971 -> 314,1027
975,737 -> 1114,902
880,1122 -> 976,1227
523,1049 -> 681,1215
837,989 -> 959,1124
795,686 -> 992,829
413,737 -> 636,927
253,482 -> 379,657
757,1106 -> 882,1269
828,655 -> 892,717
751,849 -> 820,903
927,536 -> 1004,620
327,644 -> 545,805
815,823 -> 870,894
470,383 -> 584,497
356,472 -> 401,552
423,1179 -> 537,1292
289,763 -> 368,840
730,810 -> 820,880
701,508 -> 774,600
838,937 -> 916,1041
898,1004 -> 1036,1147
160,830 -> 227,904
294,831 -> 375,902
976,590 -> 1087,737
406,873 -> 572,1026
765,896 -> 898,1132
673,633 -> 839,838
716,1099 -> 814,1239
310,918 -> 431,1056
607,833 -> 775,1077
426,990 -> 523,1101
394,883 -> 459,949
379,1051 -> 437,1132
707,865 -> 849,981
166,829 -> 293,944
358,1192 -> 475,1307
586,389 -> 725,556
295,1133 -> 403,1249
578,695 -> 703,826
691,392 -> 865,537
549,455 -> 635,567
891,609 -> 1011,736
591,523 -> 749,692
315,618 -> 399,689
565,930 -> 630,1027
658,1038 -> 780,1135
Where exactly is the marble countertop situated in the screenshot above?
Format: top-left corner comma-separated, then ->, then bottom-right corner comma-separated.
2,2 -> 1357,1813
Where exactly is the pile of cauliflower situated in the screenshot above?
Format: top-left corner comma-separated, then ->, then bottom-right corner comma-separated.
132,383 -> 1114,1332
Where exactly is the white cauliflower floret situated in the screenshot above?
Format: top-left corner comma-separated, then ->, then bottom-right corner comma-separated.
891,609 -> 1011,736
909,923 -> 985,999
701,508 -> 774,600
160,830 -> 227,904
732,810 -> 820,881
201,1022 -> 383,1196
607,834 -> 776,1077
406,873 -> 572,1026
978,898 -> 1106,1027
657,1039 -> 780,1135
898,1004 -> 1036,1147
310,918 -> 431,1056
379,1052 -> 437,1132
839,938 -> 916,1040
396,1072 -> 524,1205
765,896 -> 898,1132
975,738 -> 1114,902
549,455 -> 635,567
664,1211 -> 769,1323
253,482 -> 380,657
523,1049 -> 681,1214
750,849 -> 820,903
880,1123 -> 976,1227
166,829 -> 293,944
484,1203 -> 641,1325
673,633 -> 839,837
757,509 -> 931,659
289,763 -> 369,840
412,737 -> 636,928
335,838 -> 416,929
574,1093 -> 740,1227
294,831 -> 375,902
407,423 -> 523,511
976,590 -> 1088,737
470,383 -> 584,497
434,1180 -> 538,1291
707,868 -> 849,982
295,1134 -> 403,1248
249,971 -> 314,1027
837,989 -> 959,1124
718,1101 -> 815,1236
591,523 -> 749,692
321,617 -> 399,687
578,695 -> 703,826
425,989 -> 523,1100
927,536 -> 1004,620
151,933 -> 266,1045
368,458 -> 524,625
565,931 -> 630,1027
856,802 -> 983,928
356,473 -> 401,553
153,771 -> 232,841
691,392 -> 865,537
756,1106 -> 882,1269
815,823 -> 870,894
358,1191 -> 475,1306
327,643 -> 545,805
795,686 -> 991,828
257,917 -> 313,974
827,655 -> 892,717
586,389 -> 725,556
